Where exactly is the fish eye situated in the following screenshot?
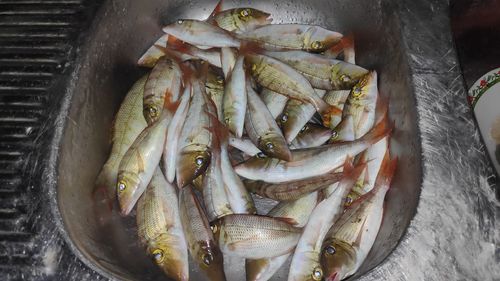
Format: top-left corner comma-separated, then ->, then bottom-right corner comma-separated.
256,152 -> 266,158
117,181 -> 126,192
211,224 -> 218,233
152,249 -> 164,264
340,74 -> 351,83
202,253 -> 213,265
312,267 -> 323,281
330,130 -> 339,140
324,245 -> 336,255
195,156 -> 205,167
345,195 -> 354,206
240,9 -> 250,18
148,106 -> 158,117
352,86 -> 362,97
265,142 -> 274,150
311,41 -> 324,50
281,114 -> 288,123
176,19 -> 184,24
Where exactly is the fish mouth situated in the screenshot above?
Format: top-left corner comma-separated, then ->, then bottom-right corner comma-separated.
176,150 -> 211,187
118,193 -> 138,217
160,258 -> 189,281
326,272 -> 339,281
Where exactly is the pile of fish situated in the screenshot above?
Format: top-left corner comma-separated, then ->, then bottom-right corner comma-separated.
93,1 -> 397,281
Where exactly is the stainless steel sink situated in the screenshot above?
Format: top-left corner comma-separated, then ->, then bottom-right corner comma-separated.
54,0 -> 422,280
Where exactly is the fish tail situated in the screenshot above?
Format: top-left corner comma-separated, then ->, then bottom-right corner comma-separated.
373,151 -> 397,193
325,33 -> 354,58
208,0 -> 224,20
359,111 -> 392,145
346,151 -> 396,209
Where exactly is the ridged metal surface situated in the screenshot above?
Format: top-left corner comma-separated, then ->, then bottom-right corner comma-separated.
0,0 -> 101,279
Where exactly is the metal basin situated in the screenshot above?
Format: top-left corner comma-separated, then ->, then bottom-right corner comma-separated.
54,0 -> 421,280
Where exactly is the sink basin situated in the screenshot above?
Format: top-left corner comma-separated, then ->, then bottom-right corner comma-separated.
54,0 -> 422,280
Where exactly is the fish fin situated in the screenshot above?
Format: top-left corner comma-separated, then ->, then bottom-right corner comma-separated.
342,155 -> 355,174
321,105 -> 343,128
205,108 -> 230,152
208,0 -> 224,21
274,216 -> 299,226
358,112 -> 392,145
239,41 -> 266,55
163,93 -> 181,111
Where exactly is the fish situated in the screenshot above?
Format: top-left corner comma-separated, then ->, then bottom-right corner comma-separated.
321,152 -> 397,281
287,161 -> 365,281
202,114 -> 233,222
260,88 -> 288,119
235,115 -> 389,183
323,90 -> 351,130
211,112 -> 257,214
345,136 -> 389,205
246,82 -> 291,160
291,123 -> 333,149
221,47 -> 238,79
136,168 -> 189,281
263,50 -> 368,91
179,185 -> 226,281
137,35 -> 169,67
228,137 -> 261,156
246,192 -> 319,281
163,85 -> 191,183
205,66 -> 225,121
237,24 -> 342,52
245,53 -> 340,128
117,111 -> 170,216
250,170 -> 343,201
343,71 -> 378,139
212,214 -> 302,259
223,55 -> 247,137
212,7 -> 272,34
280,89 -> 327,144
162,19 -> 240,48
143,55 -> 182,125
176,77 -> 213,187
94,75 -> 148,208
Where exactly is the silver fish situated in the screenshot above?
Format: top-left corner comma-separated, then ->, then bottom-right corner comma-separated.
212,214 -> 302,259
223,55 -> 247,137
344,71 -> 378,139
235,117 -> 389,183
237,24 -> 342,52
263,50 -> 368,91
163,85 -> 191,183
117,112 -> 170,216
163,19 -> 240,48
246,83 -> 291,160
136,168 -> 189,281
143,55 -> 182,125
179,185 -> 226,281
287,163 -> 365,281
321,153 -> 396,281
